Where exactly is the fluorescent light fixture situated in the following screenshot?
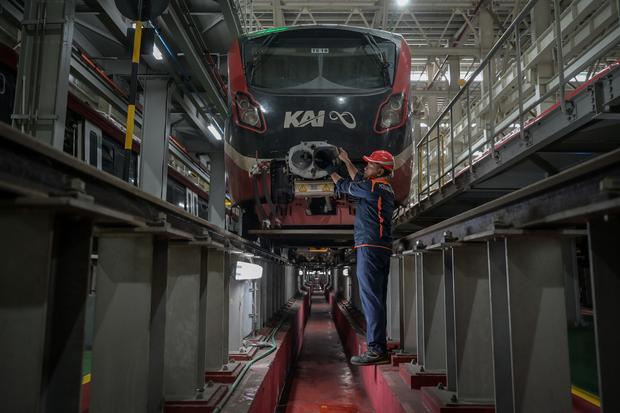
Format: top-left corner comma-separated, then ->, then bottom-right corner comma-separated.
208,123 -> 222,141
235,261 -> 263,280
396,0 -> 409,7
153,44 -> 163,60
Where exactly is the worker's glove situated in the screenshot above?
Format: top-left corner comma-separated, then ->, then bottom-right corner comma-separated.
325,158 -> 339,175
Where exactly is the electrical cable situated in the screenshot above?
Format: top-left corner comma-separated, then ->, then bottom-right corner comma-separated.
211,315 -> 287,413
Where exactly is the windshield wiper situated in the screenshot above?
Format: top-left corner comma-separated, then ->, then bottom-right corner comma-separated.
363,34 -> 390,87
249,34 -> 278,84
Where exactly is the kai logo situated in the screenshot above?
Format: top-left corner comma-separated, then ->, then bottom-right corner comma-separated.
283,110 -> 357,129
284,110 -> 325,128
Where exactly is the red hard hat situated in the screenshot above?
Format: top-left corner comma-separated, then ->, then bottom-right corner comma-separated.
363,150 -> 394,171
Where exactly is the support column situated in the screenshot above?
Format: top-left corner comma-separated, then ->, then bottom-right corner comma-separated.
345,273 -> 353,303
260,261 -> 268,326
265,262 -> 273,320
285,265 -> 297,300
139,78 -> 171,199
448,56 -> 462,121
426,62 -> 438,126
443,248 -> 457,390
418,252 -> 445,371
588,217 -> 620,413
204,248 -> 229,369
332,268 -> 340,297
12,0 -> 75,148
0,211 -> 92,412
90,234 -> 168,413
208,150 -> 226,228
562,239 -> 582,327
531,0 -> 555,113
487,236 -> 571,413
479,7 -> 494,96
387,256 -> 401,342
450,243 -> 494,402
401,255 -> 417,353
164,244 -> 206,398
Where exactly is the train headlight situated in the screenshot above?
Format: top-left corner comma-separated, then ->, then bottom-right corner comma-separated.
375,93 -> 406,132
235,93 -> 265,132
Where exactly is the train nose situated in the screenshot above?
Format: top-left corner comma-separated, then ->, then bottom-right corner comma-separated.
288,141 -> 338,179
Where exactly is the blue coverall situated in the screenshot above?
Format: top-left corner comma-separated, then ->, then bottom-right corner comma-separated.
336,172 -> 395,355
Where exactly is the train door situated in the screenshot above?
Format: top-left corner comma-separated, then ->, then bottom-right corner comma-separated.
83,120 -> 102,169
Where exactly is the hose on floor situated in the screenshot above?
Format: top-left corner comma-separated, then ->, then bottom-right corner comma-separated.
211,316 -> 286,413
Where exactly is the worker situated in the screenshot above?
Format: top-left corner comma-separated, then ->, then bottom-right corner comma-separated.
327,148 -> 395,365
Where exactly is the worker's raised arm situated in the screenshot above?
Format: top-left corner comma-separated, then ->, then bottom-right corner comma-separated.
331,174 -> 373,199
338,148 -> 359,180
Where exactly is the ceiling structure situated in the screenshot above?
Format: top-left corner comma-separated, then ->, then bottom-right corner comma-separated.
0,0 -> 518,158
2,0 -> 619,168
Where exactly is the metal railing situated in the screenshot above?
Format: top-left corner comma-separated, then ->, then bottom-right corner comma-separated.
412,0 -> 620,204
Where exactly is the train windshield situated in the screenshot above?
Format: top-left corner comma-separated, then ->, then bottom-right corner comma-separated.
243,32 -> 396,92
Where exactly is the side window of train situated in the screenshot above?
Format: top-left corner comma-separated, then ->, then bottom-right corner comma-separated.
101,139 -> 115,174
198,198 -> 209,220
89,131 -> 99,168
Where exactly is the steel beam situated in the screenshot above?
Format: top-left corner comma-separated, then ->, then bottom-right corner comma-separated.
386,256 -> 401,342
487,236 -> 571,413
0,211 -> 93,412
13,0 -> 75,149
220,0 -> 243,37
562,239 -> 582,327
140,78 -> 171,199
205,248 -> 229,370
400,254 -> 417,353
82,0 -> 128,44
162,5 -> 228,116
69,53 -> 143,128
90,234 -> 168,413
442,247 -> 457,391
450,243 -> 494,402
173,89 -> 221,148
164,244 -> 207,398
588,216 -> 620,413
416,252 -> 446,371
411,47 -> 481,58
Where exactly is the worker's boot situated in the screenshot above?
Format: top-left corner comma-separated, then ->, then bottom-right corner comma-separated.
350,350 -> 390,366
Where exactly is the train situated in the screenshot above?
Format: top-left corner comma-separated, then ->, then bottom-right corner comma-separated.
225,25 -> 413,231
0,44 -> 240,232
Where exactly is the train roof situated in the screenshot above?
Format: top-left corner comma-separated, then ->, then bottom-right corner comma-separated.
241,25 -> 405,44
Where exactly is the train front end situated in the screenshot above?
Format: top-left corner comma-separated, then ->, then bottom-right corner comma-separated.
225,26 -> 412,232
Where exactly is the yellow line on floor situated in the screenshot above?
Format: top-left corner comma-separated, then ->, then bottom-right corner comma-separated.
571,385 -> 600,407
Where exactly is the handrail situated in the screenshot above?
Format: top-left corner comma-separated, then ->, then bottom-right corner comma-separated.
412,0 -> 618,204
415,0 -> 538,152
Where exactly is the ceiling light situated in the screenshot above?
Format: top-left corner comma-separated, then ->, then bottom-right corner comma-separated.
396,0 -> 409,7
153,44 -> 163,60
208,123 -> 222,141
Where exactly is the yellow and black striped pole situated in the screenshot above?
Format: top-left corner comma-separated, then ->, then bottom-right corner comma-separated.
123,20 -> 143,181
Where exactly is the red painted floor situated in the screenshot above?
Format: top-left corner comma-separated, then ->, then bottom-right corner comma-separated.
278,293 -> 374,413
